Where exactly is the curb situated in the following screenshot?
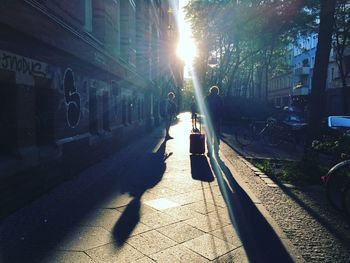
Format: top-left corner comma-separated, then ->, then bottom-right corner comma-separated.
220,141 -> 306,263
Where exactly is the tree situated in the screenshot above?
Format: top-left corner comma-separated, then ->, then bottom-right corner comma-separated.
307,0 -> 337,145
185,0 -> 316,99
334,0 -> 350,114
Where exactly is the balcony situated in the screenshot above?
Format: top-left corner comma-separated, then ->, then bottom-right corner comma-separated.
292,84 -> 310,96
295,66 -> 310,75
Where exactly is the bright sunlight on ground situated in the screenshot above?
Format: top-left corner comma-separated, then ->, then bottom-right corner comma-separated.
177,0 -> 197,76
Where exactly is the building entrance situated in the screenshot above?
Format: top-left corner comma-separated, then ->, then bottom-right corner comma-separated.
0,80 -> 17,158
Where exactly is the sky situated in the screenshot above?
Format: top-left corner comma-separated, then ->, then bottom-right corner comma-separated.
177,0 -> 196,78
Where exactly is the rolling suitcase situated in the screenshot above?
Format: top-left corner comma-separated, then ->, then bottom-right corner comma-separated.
190,114 -> 205,155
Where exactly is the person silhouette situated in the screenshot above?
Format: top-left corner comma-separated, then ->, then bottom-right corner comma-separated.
165,92 -> 176,140
204,86 -> 223,156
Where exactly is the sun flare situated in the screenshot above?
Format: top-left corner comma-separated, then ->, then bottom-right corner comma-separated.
177,1 -> 197,67
176,38 -> 197,65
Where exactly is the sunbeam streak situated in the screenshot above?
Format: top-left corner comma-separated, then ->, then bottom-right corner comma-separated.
175,2 -> 247,254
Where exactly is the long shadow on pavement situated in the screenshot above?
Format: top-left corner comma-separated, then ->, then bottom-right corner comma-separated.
112,139 -> 170,246
209,153 -> 294,263
190,155 -> 214,182
0,137 -> 170,263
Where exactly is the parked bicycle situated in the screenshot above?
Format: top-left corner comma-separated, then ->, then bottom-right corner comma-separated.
321,116 -> 350,218
235,110 -> 307,147
235,117 -> 280,146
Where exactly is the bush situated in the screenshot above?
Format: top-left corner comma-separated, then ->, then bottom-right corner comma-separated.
252,158 -> 329,185
312,129 -> 350,159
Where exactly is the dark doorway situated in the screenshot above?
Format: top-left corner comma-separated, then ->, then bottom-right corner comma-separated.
35,83 -> 54,146
102,91 -> 110,131
0,80 -> 17,157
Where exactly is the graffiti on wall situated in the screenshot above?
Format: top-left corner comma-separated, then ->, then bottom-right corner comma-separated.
63,68 -> 81,128
0,50 -> 49,78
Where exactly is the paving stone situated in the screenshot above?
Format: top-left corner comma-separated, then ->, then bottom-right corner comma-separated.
144,198 -> 180,210
207,208 -> 232,225
57,226 -> 111,251
43,251 -> 95,263
101,193 -> 134,209
150,244 -> 208,263
157,221 -> 205,243
135,257 -> 156,263
86,242 -> 144,263
162,205 -> 201,221
80,209 -> 122,232
205,194 -> 227,208
145,187 -> 178,198
126,230 -> 176,256
168,191 -> 204,205
140,191 -> 159,202
250,167 -> 261,172
140,211 -> 178,229
202,185 -> 222,197
254,171 -> 265,176
210,225 -> 242,248
213,247 -> 249,263
267,183 -> 279,188
185,201 -> 216,214
184,212 -> 229,233
128,223 -> 152,237
258,174 -> 269,178
183,233 -> 235,261
117,203 -> 157,216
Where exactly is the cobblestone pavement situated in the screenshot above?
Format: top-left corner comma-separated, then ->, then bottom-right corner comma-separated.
221,133 -> 350,263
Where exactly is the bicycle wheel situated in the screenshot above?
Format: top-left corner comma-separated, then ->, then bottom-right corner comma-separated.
235,126 -> 254,146
343,184 -> 350,218
325,160 -> 350,211
262,128 -> 280,146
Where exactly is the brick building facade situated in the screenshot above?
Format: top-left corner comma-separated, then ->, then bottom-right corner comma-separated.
0,0 -> 183,176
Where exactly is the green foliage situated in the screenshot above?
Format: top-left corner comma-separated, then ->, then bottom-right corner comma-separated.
312,130 -> 350,158
252,158 -> 328,185
180,80 -> 195,111
185,0 -> 318,98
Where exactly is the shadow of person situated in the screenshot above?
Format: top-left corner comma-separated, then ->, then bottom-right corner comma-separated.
209,154 -> 294,263
190,155 -> 214,182
112,196 -> 141,246
112,139 -> 170,246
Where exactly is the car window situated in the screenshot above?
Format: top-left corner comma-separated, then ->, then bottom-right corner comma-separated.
290,115 -> 300,121
284,113 -> 305,122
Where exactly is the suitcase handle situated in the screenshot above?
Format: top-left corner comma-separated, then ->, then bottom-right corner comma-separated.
193,114 -> 201,133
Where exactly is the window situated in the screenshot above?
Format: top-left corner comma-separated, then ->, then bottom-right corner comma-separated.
120,0 -> 136,65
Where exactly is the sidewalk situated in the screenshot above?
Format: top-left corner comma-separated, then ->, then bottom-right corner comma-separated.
0,113 -> 298,263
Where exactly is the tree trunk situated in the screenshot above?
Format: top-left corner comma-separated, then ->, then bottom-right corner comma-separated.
340,62 -> 350,115
306,0 -> 336,149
